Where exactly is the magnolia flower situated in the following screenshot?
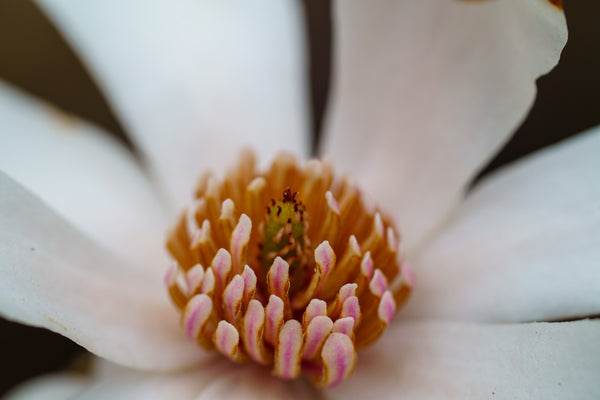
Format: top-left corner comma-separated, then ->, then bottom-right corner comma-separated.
1,0 -> 599,398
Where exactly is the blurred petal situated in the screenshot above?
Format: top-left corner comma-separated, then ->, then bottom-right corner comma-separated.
194,365 -> 316,400
0,173 -> 210,370
326,320 -> 600,400
5,374 -> 87,400
0,81 -> 167,272
407,127 -> 600,322
323,0 -> 567,253
36,0 -> 310,211
70,359 -> 228,400
14,363 -> 315,400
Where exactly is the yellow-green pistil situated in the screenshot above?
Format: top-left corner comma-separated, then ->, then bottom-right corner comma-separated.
259,188 -> 310,296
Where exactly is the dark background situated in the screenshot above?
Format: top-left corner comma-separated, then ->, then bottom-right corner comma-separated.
0,0 -> 598,395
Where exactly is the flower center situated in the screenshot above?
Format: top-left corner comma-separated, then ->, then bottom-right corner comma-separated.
165,150 -> 414,387
259,188 -> 311,299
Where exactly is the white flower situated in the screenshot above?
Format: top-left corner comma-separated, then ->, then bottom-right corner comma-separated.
1,0 -> 599,398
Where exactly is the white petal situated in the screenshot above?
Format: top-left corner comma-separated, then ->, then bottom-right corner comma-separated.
36,0 -> 310,211
322,0 -> 567,253
407,127 -> 600,322
25,362 -> 314,400
194,365 -> 315,400
0,173 -> 210,371
4,374 -> 87,400
0,81 -> 168,272
71,359 -> 229,400
326,320 -> 600,400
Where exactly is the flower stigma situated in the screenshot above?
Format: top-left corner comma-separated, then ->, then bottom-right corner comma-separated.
165,150 -> 415,387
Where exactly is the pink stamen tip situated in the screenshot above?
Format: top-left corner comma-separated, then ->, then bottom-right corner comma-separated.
268,257 -> 289,297
332,317 -> 355,336
221,198 -> 234,216
185,200 -> 201,238
248,176 -> 266,192
201,268 -> 216,294
243,300 -> 267,364
190,219 -> 211,248
231,214 -> 252,272
223,275 -> 245,322
361,252 -> 373,279
275,319 -> 303,379
191,218 -> 210,246
186,264 -> 205,293
190,227 -> 202,246
184,294 -> 212,340
211,248 -> 232,287
321,333 -> 356,387
201,218 -> 211,232
349,235 -> 360,255
339,283 -> 358,301
403,263 -> 416,287
265,295 -> 284,346
341,295 -> 361,323
302,315 -> 333,360
214,320 -> 240,359
304,299 -> 327,326
164,263 -> 177,286
315,241 -> 335,278
369,269 -> 388,298
325,191 -> 340,214
242,265 -> 257,301
242,265 -> 257,291
378,291 -> 396,325
386,227 -> 398,251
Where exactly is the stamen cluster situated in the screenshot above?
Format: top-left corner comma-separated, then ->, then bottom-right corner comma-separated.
166,150 -> 414,387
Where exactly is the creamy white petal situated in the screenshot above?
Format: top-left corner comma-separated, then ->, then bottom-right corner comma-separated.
326,320 -> 600,400
71,358 -> 229,400
4,374 -> 87,400
87,355 -> 315,399
322,0 -> 567,253
0,81 -> 168,272
407,128 -> 600,322
21,362 -> 314,400
0,172 -> 210,370
36,0 -> 310,211
194,366 -> 316,400
3,359 -> 218,400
